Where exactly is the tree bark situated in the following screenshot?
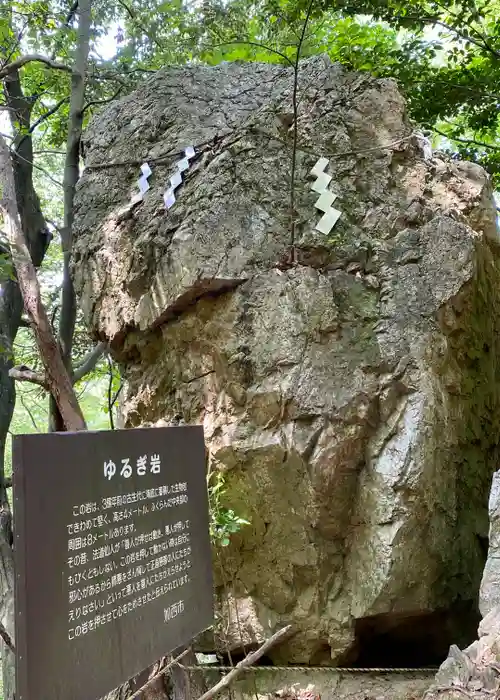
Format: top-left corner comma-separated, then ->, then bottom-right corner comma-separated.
49,0 -> 92,433
1,7 -> 190,699
73,341 -> 107,382
0,282 -> 19,700
170,646 -> 207,700
0,134 -> 87,432
0,54 -> 72,79
197,626 -> 294,700
0,67 -> 54,699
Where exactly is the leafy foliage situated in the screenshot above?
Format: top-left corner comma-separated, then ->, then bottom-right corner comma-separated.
208,470 -> 250,546
314,0 -> 500,182
1,0 -> 499,527
99,0 -> 500,181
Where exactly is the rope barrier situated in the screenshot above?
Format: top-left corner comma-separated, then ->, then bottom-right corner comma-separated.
180,665 -> 438,674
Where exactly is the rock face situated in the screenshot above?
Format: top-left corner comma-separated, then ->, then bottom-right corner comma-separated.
423,478 -> 500,699
480,470 -> 500,618
424,606 -> 500,699
72,56 -> 500,665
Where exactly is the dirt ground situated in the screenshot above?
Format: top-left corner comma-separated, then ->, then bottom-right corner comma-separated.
188,667 -> 433,700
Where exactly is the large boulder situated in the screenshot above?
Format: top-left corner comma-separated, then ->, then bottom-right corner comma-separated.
72,56 -> 500,664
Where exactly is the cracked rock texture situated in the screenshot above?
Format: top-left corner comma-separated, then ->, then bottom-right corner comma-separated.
480,470 -> 500,619
424,606 -> 500,699
73,56 -> 500,664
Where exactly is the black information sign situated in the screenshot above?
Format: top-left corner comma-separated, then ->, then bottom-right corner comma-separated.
13,425 -> 213,700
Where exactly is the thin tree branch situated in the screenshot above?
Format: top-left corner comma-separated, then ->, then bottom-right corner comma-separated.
3,17 -> 31,68
15,96 -> 70,152
107,355 -> 115,430
72,341 -> 107,382
111,382 -> 123,409
82,86 -> 123,114
431,0 -> 500,58
62,0 -> 91,254
0,621 -> 15,654
399,15 -> 500,58
50,0 -> 92,433
32,150 -> 67,156
195,626 -> 294,700
65,0 -> 79,26
128,649 -> 192,700
207,40 -> 294,66
20,393 -> 42,432
432,17 -> 499,55
289,0 -> 315,264
0,54 -> 72,79
433,125 -> 500,150
27,96 -> 69,137
8,148 -> 63,187
9,366 -> 48,389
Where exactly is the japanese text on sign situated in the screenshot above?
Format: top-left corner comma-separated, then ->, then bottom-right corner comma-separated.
67,481 -> 191,641
104,454 -> 161,480
14,425 -> 213,700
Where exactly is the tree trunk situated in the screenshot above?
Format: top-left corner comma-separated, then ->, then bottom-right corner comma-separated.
0,134 -> 87,432
1,7 -> 194,698
49,0 -> 92,434
0,68 -> 54,699
0,289 -> 18,700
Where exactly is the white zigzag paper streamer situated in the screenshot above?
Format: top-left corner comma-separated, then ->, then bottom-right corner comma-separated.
130,162 -> 152,205
310,157 -> 341,234
164,146 -> 195,210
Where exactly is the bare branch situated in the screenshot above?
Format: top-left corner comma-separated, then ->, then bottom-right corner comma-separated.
20,392 -> 42,431
107,355 -> 115,430
62,0 -> 92,254
0,621 -> 15,654
49,0 -> 92,433
9,366 -> 48,389
65,0 -> 79,26
391,12 -> 500,59
8,147 -> 63,187
289,0 -> 315,264
195,626 -> 294,700
72,341 -> 107,382
33,150 -> 67,156
433,125 -> 500,151
0,54 -> 72,80
207,40 -> 294,66
82,86 -> 123,114
110,382 -> 123,409
27,97 -> 69,138
14,96 -> 70,154
128,649 -> 192,700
